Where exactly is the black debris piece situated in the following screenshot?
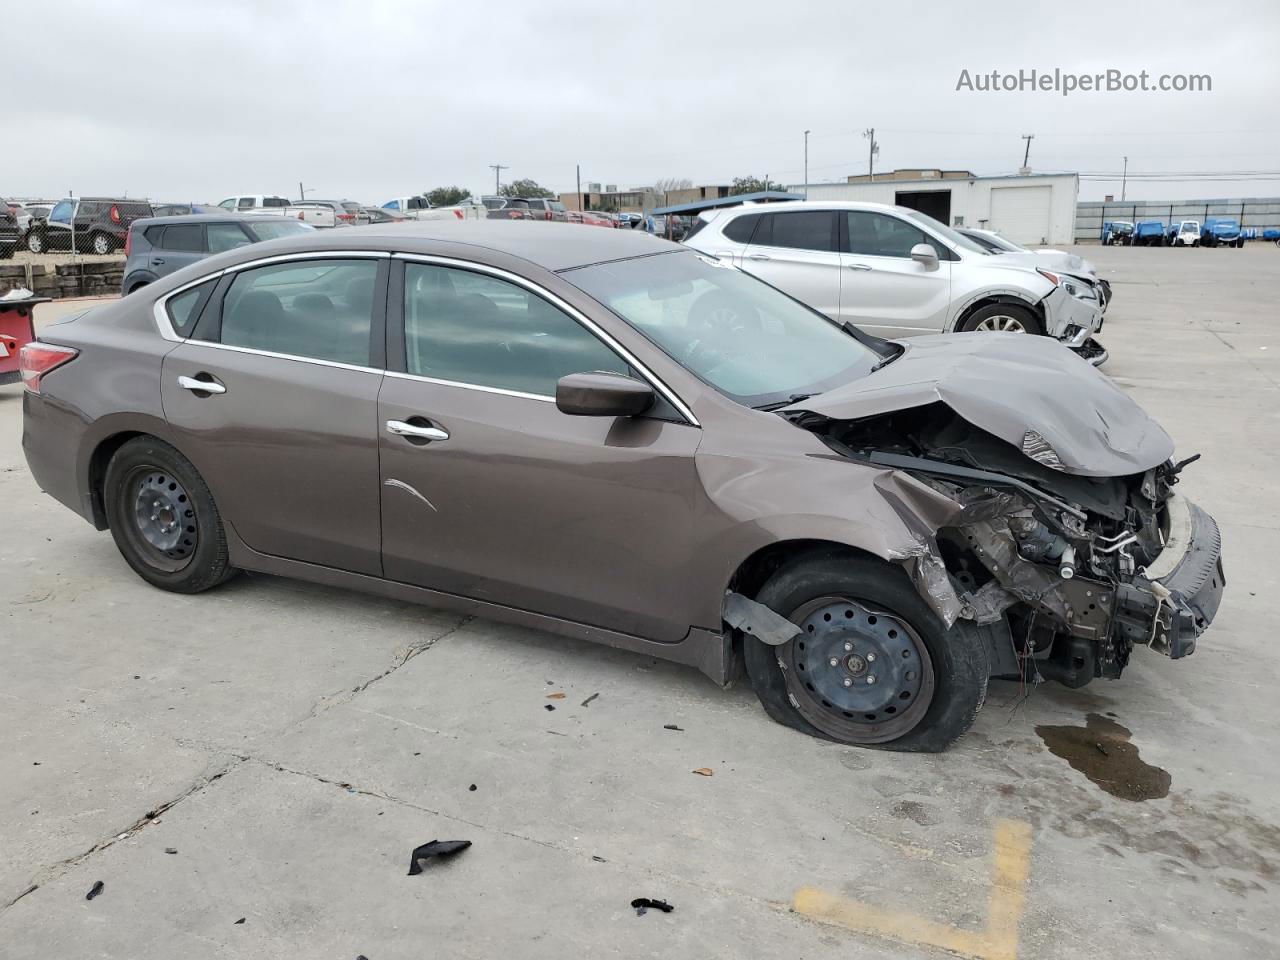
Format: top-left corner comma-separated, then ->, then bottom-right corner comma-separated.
234,918 -> 246,925
581,693 -> 600,708
544,704 -> 556,712
468,784 -> 477,792
663,724 -> 683,732
164,847 -> 178,855
631,897 -> 674,916
407,840 -> 472,875
592,855 -> 607,863
86,881 -> 104,901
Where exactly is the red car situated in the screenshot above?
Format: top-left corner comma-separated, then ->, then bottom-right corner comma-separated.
0,293 -> 47,385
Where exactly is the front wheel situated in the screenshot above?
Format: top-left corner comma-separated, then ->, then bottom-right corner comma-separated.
104,436 -> 236,593
957,302 -> 1044,336
743,551 -> 989,752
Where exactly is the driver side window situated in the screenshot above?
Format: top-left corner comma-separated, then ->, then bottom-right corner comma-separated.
402,264 -> 628,397
846,211 -> 948,259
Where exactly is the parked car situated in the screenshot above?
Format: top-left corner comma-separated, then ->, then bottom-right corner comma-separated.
479,197 -> 535,221
295,200 -> 369,227
120,215 -> 315,294
518,198 -> 569,222
686,201 -> 1104,363
1167,220 -> 1201,247
0,203 -> 19,258
570,209 -> 613,228
152,203 -> 219,217
1201,218 -> 1243,248
1101,221 -> 1134,246
24,197 -> 154,255
382,196 -> 484,221
363,205 -> 410,224
216,195 -> 295,213
956,227 -> 1110,311
17,221 -> 1225,751
1132,220 -> 1168,246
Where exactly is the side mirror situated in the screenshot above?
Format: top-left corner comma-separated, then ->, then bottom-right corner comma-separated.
556,371 -> 655,418
910,243 -> 940,270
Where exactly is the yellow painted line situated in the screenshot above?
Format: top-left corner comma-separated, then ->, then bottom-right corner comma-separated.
793,819 -> 1032,960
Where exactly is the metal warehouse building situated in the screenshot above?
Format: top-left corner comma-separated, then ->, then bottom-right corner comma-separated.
789,170 -> 1080,246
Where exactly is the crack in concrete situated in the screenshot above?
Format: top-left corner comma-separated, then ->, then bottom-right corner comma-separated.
1,756 -> 243,913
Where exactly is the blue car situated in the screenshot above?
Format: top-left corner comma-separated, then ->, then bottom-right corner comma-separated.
1201,218 -> 1243,248
1132,220 -> 1168,246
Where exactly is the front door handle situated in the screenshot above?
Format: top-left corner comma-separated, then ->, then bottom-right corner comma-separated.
746,253 -> 772,261
386,419 -> 449,442
177,375 -> 226,395
846,263 -> 872,271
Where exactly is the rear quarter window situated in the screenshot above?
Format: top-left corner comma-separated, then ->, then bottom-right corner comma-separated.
165,279 -> 218,336
722,213 -> 760,244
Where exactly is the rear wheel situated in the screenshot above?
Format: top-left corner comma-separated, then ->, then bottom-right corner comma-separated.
958,302 -> 1044,336
26,230 -> 45,254
743,551 -> 989,752
104,437 -> 236,593
90,231 -> 112,255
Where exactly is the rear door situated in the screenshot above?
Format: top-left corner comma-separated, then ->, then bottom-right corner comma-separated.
377,258 -> 703,641
160,254 -> 389,573
838,210 -> 952,337
152,222 -> 205,276
739,210 -> 841,320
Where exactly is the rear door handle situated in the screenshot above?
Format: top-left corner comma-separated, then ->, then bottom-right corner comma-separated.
177,375 -> 226,395
746,253 -> 771,261
151,257 -> 165,265
846,263 -> 872,271
386,419 -> 449,442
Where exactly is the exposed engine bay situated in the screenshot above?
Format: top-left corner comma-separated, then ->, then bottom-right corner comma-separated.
789,402 -> 1226,688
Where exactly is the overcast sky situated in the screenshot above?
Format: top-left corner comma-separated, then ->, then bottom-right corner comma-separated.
8,0 -> 1278,204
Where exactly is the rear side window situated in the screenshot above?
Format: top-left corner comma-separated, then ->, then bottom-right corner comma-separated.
218,259 -> 378,366
161,224 -> 203,251
166,279 -> 217,336
402,263 -> 627,397
722,213 -> 760,244
262,197 -> 289,208
760,211 -> 836,252
143,225 -> 164,246
237,198 -> 255,210
408,197 -> 427,210
207,222 -> 252,253
245,220 -> 312,242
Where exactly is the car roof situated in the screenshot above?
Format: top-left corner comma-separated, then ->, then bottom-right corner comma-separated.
227,220 -> 678,272
130,213 -> 288,228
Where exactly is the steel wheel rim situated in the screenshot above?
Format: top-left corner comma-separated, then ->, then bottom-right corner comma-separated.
780,596 -> 935,744
122,466 -> 197,572
974,314 -> 1027,333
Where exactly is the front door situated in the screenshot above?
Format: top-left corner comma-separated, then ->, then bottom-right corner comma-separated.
160,255 -> 388,574
838,210 -> 953,338
378,259 -> 703,641
739,209 -> 842,320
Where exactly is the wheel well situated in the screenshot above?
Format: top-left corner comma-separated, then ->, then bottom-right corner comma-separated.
87,431 -> 146,528
126,279 -> 151,295
727,539 -> 872,601
954,294 -> 1043,331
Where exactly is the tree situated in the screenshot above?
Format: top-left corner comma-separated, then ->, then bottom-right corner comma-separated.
650,177 -> 693,195
729,175 -> 787,196
425,186 -> 471,207
499,178 -> 555,199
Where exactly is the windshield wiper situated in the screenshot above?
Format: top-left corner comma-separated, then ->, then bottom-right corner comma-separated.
754,392 -> 820,412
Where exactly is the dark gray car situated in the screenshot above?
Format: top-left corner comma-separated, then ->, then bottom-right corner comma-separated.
122,215 -> 315,294
19,222 -> 1225,751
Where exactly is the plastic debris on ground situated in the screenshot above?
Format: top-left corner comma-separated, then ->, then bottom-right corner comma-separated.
631,897 -> 674,916
86,881 -> 104,901
407,840 -> 472,875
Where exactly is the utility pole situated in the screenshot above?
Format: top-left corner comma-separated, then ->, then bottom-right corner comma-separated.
489,164 -> 508,195
804,130 -> 810,198
576,164 -> 582,212
298,181 -> 305,201
1121,156 -> 1129,201
862,128 -> 878,181
1020,133 -> 1035,171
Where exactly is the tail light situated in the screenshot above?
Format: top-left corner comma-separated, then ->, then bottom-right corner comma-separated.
19,342 -> 79,393
298,212 -> 306,220
337,213 -> 355,221
544,210 -> 552,220
109,204 -> 121,223
453,209 -> 464,219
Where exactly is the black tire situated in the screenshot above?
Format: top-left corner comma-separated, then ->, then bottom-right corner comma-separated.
104,436 -> 236,593
957,301 -> 1044,336
743,550 -> 989,752
26,230 -> 45,254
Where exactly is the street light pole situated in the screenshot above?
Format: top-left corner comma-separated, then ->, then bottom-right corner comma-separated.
804,129 -> 810,198
1121,156 -> 1128,202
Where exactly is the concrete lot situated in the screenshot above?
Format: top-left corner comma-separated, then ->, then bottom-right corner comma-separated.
2,244 -> 1278,959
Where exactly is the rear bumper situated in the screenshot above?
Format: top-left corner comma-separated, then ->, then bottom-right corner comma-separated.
1114,495 -> 1225,660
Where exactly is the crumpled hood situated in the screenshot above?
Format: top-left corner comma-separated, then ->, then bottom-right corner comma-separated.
783,333 -> 1174,478
988,250 -> 1095,279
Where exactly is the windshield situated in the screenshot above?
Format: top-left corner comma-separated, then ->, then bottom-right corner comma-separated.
247,220 -> 314,240
566,251 -> 880,408
982,231 -> 1023,253
899,209 -> 990,255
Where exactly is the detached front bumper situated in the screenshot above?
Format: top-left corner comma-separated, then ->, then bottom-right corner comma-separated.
1042,285 -> 1102,348
1114,495 -> 1225,660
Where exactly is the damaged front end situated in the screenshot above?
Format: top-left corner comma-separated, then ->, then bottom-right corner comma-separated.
790,403 -> 1226,688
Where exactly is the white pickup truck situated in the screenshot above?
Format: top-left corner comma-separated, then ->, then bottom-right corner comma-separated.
215,195 -> 336,228
381,196 -> 484,221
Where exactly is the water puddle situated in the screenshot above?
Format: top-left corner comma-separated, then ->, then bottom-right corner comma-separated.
1035,712 -> 1171,802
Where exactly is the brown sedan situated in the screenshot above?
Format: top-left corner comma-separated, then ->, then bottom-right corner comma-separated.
18,222 -> 1224,751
